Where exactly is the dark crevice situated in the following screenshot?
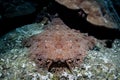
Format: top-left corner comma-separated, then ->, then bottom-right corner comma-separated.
47,1 -> 120,40
105,40 -> 113,48
0,0 -> 51,37
0,12 -> 36,36
0,0 -> 120,41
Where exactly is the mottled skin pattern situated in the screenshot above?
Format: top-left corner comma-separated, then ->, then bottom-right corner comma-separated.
23,18 -> 96,72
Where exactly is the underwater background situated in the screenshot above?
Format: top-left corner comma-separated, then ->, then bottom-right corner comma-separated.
0,0 -> 120,80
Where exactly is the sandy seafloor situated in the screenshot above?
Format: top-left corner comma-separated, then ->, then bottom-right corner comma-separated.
0,23 -> 120,80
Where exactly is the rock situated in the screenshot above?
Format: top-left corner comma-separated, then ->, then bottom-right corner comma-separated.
2,0 -> 36,18
55,0 -> 119,29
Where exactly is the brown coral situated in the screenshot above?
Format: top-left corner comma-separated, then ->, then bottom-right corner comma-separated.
55,0 -> 117,28
23,18 -> 96,72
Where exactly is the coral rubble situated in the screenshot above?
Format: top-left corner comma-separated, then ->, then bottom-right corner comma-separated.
0,20 -> 120,79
